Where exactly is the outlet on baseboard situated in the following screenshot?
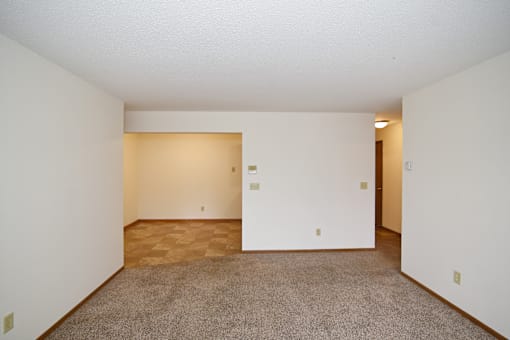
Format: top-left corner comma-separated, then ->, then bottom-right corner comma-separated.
316,228 -> 321,236
200,206 -> 205,212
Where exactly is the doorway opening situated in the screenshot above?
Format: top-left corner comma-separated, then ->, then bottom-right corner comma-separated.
375,140 -> 383,227
122,133 -> 243,268
374,118 -> 403,262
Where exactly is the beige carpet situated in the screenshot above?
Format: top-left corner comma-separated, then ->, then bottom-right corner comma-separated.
46,249 -> 493,339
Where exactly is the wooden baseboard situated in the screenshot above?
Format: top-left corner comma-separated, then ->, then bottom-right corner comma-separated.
138,218 -> 242,223
37,266 -> 124,339
242,248 -> 375,254
376,225 -> 401,236
124,218 -> 242,229
124,219 -> 140,229
400,272 -> 506,339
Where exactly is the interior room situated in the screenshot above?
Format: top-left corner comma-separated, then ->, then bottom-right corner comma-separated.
123,133 -> 243,267
1,2 -> 509,339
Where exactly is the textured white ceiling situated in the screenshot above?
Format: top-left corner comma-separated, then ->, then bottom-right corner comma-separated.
1,1 -> 510,113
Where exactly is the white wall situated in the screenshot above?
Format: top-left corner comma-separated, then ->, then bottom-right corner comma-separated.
0,34 -> 124,339
136,133 -> 242,219
123,134 -> 139,225
375,122 -> 402,233
125,111 -> 375,251
402,51 -> 510,337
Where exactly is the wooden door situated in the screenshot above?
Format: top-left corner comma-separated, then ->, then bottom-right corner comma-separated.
375,141 -> 383,226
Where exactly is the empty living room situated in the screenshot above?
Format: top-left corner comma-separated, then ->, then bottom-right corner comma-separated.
1,1 -> 509,339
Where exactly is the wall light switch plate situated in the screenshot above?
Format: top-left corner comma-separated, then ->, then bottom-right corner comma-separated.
360,181 -> 368,190
405,161 -> 413,171
248,165 -> 257,174
249,183 -> 260,190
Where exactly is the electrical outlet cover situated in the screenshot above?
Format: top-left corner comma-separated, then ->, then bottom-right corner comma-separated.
453,271 -> 461,285
3,313 -> 13,334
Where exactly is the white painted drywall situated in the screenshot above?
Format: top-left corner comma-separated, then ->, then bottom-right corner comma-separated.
136,134 -> 242,219
402,51 -> 510,337
375,122 -> 402,233
125,111 -> 375,251
0,34 -> 124,339
123,134 -> 139,225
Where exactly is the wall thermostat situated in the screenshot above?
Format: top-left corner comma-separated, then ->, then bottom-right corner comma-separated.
248,165 -> 257,174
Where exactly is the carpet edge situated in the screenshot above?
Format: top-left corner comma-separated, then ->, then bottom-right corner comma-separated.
37,266 -> 125,339
400,271 -> 506,340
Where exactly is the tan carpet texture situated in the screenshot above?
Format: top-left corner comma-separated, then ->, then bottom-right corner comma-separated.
46,250 -> 493,339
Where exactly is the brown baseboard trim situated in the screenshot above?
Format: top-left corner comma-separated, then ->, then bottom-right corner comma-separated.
138,218 -> 242,223
400,272 -> 506,339
242,248 -> 375,254
124,219 -> 140,229
376,225 -> 401,236
38,266 -> 124,339
124,219 -> 242,229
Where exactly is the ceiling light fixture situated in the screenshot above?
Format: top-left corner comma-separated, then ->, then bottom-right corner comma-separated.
374,120 -> 389,129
